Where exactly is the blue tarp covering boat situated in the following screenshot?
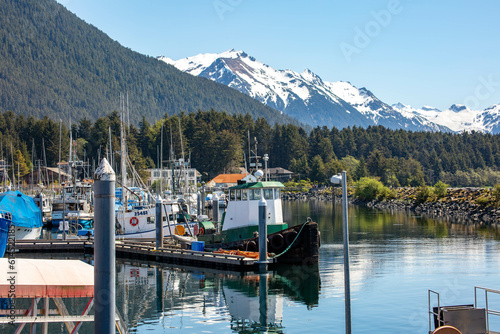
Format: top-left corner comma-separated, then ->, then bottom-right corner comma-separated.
0,191 -> 43,228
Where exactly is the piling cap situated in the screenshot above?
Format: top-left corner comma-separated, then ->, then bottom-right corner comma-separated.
94,158 -> 115,181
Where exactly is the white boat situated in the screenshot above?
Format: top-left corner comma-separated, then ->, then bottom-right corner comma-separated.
51,181 -> 94,229
114,96 -> 196,241
115,199 -> 197,240
33,192 -> 52,224
0,190 -> 43,240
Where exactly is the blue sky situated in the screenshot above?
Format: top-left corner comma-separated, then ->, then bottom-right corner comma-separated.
57,0 -> 500,111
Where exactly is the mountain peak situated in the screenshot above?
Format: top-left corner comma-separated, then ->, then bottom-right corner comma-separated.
392,102 -> 407,110
300,68 -> 322,84
449,104 -> 469,113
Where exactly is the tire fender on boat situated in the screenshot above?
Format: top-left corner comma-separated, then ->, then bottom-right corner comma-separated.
285,230 -> 301,247
130,217 -> 139,226
246,240 -> 257,251
269,233 -> 285,252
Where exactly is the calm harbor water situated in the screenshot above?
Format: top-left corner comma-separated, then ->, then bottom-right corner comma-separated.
119,200 -> 500,333
6,200 -> 500,333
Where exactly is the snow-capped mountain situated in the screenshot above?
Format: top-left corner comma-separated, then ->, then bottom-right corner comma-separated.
160,49 -> 497,133
391,103 -> 500,134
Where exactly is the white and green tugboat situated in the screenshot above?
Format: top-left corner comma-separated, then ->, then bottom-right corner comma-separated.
198,180 -> 320,265
221,181 -> 286,241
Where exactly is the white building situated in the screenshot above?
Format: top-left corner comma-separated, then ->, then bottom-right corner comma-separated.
146,167 -> 200,193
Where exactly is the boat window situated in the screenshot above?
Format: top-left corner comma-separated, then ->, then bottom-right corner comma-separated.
147,216 -> 155,224
250,189 -> 261,200
236,189 -> 241,201
242,189 -> 248,201
264,188 -> 273,200
275,188 -> 281,199
230,190 -> 236,201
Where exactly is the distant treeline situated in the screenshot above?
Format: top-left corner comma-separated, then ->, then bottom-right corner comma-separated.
2,109 -> 500,187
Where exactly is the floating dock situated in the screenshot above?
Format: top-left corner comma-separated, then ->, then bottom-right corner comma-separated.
0,258 -> 126,333
13,239 -> 270,271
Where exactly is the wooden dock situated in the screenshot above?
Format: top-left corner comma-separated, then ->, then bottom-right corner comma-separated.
13,239 -> 268,271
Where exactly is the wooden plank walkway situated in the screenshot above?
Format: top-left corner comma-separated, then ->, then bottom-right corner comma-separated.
12,239 -> 266,271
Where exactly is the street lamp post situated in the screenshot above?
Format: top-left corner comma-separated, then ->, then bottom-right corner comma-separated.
331,171 -> 351,334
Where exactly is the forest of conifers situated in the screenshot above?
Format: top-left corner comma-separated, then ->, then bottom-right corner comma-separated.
2,109 -> 500,188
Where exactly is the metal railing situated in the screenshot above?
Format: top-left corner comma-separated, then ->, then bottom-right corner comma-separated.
428,290 -> 441,333
475,286 -> 500,333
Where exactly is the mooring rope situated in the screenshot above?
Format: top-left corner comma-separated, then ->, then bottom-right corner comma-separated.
272,221 -> 308,259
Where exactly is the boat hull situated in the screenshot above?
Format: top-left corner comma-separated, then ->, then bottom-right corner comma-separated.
200,222 -> 320,265
13,226 -> 42,240
116,221 -> 197,239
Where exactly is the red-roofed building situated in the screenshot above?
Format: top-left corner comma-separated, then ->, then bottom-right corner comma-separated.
207,173 -> 256,189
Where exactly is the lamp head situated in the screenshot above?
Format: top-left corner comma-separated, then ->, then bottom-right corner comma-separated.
330,174 -> 342,185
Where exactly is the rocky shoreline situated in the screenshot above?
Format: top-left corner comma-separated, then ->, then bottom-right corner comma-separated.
283,188 -> 500,227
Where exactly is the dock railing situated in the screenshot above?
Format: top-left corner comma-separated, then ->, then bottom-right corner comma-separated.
475,286 -> 500,333
428,289 -> 441,333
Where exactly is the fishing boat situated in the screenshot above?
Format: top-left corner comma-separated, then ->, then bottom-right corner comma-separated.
33,192 -> 52,225
198,178 -> 320,265
114,95 -> 196,241
115,189 -> 197,239
51,180 -> 94,229
0,190 -> 43,240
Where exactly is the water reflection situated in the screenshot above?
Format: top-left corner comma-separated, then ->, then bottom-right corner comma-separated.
282,199 -> 500,244
115,260 -> 320,333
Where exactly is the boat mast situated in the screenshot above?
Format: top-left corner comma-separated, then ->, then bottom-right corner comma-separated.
160,122 -> 163,195
58,119 -> 62,189
120,93 -> 127,188
178,118 -> 187,194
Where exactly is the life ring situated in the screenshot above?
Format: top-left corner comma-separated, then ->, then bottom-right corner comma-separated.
130,217 -> 139,226
198,227 -> 205,236
269,233 -> 285,252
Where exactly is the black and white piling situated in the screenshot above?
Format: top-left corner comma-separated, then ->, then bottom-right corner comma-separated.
257,197 -> 268,272
93,158 -> 116,334
155,195 -> 163,249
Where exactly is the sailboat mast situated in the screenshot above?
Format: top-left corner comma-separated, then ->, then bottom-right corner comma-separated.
178,118 -> 186,194
160,122 -> 164,195
120,93 -> 127,188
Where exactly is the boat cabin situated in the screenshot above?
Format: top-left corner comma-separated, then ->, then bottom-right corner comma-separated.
222,181 -> 285,232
